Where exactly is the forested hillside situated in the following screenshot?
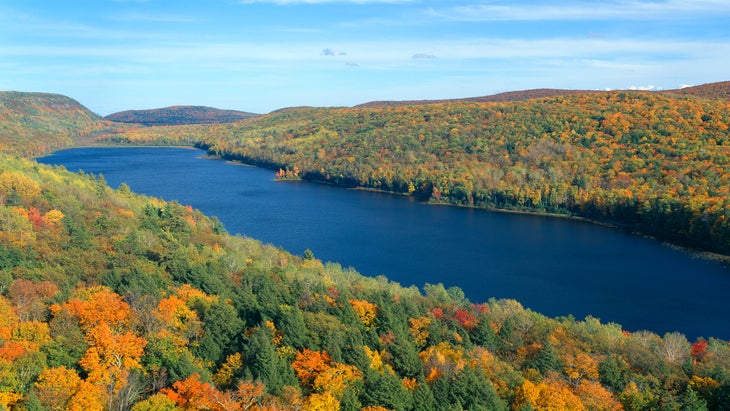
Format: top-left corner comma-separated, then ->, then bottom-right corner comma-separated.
2,149 -> 730,410
0,92 -> 122,157
5,87 -> 729,258
2,87 -> 729,254
105,106 -> 257,126
665,81 -> 730,101
86,88 -> 730,254
168,91 -> 729,255
356,81 -> 730,109
356,89 -> 594,108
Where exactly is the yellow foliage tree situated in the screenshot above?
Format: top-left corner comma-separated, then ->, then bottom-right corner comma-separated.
34,366 -> 82,411
350,299 -> 378,329
213,352 -> 243,388
0,170 -> 40,203
513,377 -> 586,411
67,380 -> 105,411
312,363 -> 362,397
408,316 -> 431,347
574,380 -> 624,410
303,392 -> 339,411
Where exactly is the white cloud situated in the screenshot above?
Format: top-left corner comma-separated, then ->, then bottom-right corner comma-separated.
628,84 -> 658,91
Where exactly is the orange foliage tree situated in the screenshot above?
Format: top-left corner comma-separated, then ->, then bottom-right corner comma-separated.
57,286 -> 147,410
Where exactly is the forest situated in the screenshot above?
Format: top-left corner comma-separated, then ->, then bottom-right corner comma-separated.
2,148 -> 730,411
105,106 -> 257,127
1,86 -> 730,410
92,89 -> 730,255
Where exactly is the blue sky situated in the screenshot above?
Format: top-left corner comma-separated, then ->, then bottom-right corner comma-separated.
1,0 -> 728,115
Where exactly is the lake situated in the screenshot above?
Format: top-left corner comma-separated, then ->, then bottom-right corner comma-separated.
38,147 -> 730,340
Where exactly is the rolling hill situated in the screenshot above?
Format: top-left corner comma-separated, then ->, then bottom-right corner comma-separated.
105,105 -> 257,126
663,81 -> 730,101
192,90 -> 730,255
356,88 -> 597,108
0,91 -> 120,157
356,81 -> 730,108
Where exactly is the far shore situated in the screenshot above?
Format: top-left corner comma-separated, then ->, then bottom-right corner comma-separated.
38,143 -> 730,265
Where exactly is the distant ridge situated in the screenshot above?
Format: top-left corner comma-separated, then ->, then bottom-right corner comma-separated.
356,88 -> 599,108
661,81 -> 730,101
105,105 -> 257,126
357,81 -> 730,107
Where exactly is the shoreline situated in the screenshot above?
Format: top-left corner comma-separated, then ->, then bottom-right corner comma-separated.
38,145 -> 730,265
272,169 -> 730,265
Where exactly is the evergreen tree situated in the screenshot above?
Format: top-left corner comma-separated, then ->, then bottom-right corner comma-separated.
598,355 -> 627,392
412,381 -> 437,411
448,367 -> 507,411
360,369 -> 411,411
244,326 -> 296,394
195,299 -> 244,365
680,387 -> 708,411
526,341 -> 562,374
388,337 -> 423,379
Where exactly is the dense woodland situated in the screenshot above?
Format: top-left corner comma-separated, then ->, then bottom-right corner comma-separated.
105,106 -> 257,127
1,86 -> 730,410
0,92 -> 118,158
96,89 -> 730,254
2,151 -> 730,411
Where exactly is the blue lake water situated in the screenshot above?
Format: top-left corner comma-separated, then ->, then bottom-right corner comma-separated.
38,147 -> 730,340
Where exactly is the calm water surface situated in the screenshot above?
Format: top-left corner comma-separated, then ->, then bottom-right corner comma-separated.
39,147 -> 730,340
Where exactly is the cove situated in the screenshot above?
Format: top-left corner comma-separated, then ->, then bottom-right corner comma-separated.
39,147 -> 730,340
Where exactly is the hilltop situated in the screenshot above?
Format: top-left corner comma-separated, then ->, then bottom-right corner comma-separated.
663,81 -> 730,101
105,105 -> 257,126
356,88 -> 597,108
0,91 -> 119,157
356,81 -> 730,108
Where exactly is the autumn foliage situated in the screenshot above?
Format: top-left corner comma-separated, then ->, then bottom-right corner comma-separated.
2,86 -> 730,409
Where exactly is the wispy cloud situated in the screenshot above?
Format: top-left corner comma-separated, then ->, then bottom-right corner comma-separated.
412,53 -> 436,60
3,36 -> 726,85
0,16 -> 173,41
2,36 -> 726,63
432,0 -> 730,22
108,13 -> 204,23
240,0 -> 413,4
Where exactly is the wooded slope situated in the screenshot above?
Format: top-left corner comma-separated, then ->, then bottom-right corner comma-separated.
664,81 -> 730,101
182,91 -> 730,254
0,92 -> 120,157
1,151 -> 729,410
3,86 -> 729,254
106,106 -> 257,126
356,89 -> 595,108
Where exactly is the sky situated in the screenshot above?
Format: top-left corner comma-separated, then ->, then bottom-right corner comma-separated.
1,0 -> 729,115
